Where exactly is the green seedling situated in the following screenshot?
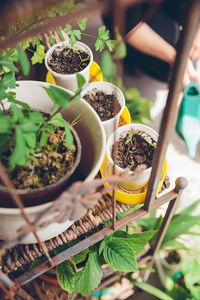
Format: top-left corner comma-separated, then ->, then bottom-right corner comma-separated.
65,49 -> 71,56
144,137 -> 156,148
89,92 -> 95,101
125,128 -> 134,144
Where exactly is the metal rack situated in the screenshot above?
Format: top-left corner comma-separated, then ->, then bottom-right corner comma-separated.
0,0 -> 200,299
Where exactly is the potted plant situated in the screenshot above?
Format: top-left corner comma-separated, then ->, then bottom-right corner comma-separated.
0,78 -> 107,243
45,41 -> 93,92
81,81 -> 125,139
106,123 -> 158,190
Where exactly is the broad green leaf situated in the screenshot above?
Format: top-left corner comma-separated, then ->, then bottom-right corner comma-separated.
161,240 -> 189,250
48,113 -> 66,127
106,40 -> 116,52
181,258 -> 200,287
76,73 -> 86,92
24,133 -> 36,149
0,134 -> 10,155
95,39 -> 105,52
10,104 -> 24,122
0,88 -> 7,99
9,126 -> 26,167
0,117 -> 12,134
48,85 -> 71,108
72,248 -> 89,265
31,45 -> 46,64
56,260 -> 75,293
113,27 -> 127,59
8,96 -> 30,111
99,240 -> 106,255
77,17 -> 87,31
39,131 -> 48,148
20,119 -> 39,133
29,111 -> 44,125
178,199 -> 200,216
132,280 -> 173,300
1,72 -> 16,88
0,56 -> 18,72
64,123 -> 74,149
41,124 -> 54,134
101,50 -> 115,79
75,252 -> 102,296
103,239 -> 138,272
43,86 -> 56,105
18,48 -> 30,76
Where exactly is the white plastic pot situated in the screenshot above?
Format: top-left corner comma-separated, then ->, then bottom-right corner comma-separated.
45,41 -> 93,92
0,81 -> 106,243
106,123 -> 158,190
81,81 -> 125,140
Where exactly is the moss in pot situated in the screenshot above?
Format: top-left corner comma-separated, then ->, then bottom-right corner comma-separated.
106,124 -> 158,191
0,79 -> 83,207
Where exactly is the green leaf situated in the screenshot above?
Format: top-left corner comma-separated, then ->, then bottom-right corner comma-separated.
99,240 -> 106,255
0,56 -> 18,73
0,117 -> 12,134
64,123 -> 74,149
103,239 -> 138,272
18,48 -> 30,76
1,72 -> 16,88
8,96 -> 30,111
48,113 -> 66,127
31,45 -> 46,65
132,280 -> 173,300
58,28 -> 64,41
72,248 -> 89,265
39,131 -> 48,148
9,104 -> 24,122
178,199 -> 200,216
95,39 -> 105,52
161,240 -> 189,250
76,73 -> 86,92
0,88 -> 7,99
69,33 -> 76,48
98,26 -> 109,40
24,133 -> 36,149
64,24 -> 72,35
49,37 -> 55,46
29,111 -> 44,125
73,30 -> 81,40
56,260 -> 75,293
77,17 -> 87,31
75,252 -> 102,296
9,126 -> 26,167
106,40 -> 116,52
101,50 -> 115,78
113,27 -> 127,59
46,86 -> 71,108
20,119 -> 39,133
181,258 -> 200,287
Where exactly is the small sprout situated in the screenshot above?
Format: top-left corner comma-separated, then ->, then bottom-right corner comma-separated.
89,92 -> 95,101
75,51 -> 80,55
81,57 -> 89,63
144,137 -> 156,148
65,49 -> 71,56
125,128 -> 134,144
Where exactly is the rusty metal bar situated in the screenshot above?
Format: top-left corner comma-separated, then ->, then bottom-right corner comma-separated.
0,270 -> 35,300
152,177 -> 188,254
14,186 -> 178,287
144,0 -> 200,211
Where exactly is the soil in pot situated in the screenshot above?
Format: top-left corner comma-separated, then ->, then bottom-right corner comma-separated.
0,113 -> 77,190
112,130 -> 156,171
48,46 -> 90,74
83,89 -> 121,121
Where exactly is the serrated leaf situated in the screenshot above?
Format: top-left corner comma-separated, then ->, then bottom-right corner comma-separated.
31,45 -> 46,65
1,72 -> 16,88
48,113 -> 65,127
69,33 -> 76,47
0,56 -> 18,73
103,239 -> 138,272
73,30 -> 81,40
29,111 -> 44,125
106,40 -> 116,52
77,17 -> 87,31
18,48 -> 30,76
64,24 -> 73,35
39,131 -> 48,148
9,126 -> 26,167
75,252 -> 102,296
56,260 -> 75,293
24,133 -> 36,149
98,26 -> 106,39
95,39 -> 105,52
0,88 -> 7,99
72,248 -> 89,265
64,123 -> 74,149
10,104 -> 24,122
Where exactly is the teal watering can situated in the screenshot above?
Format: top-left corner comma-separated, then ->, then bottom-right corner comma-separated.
176,82 -> 200,158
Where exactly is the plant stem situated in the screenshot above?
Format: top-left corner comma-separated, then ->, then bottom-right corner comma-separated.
81,33 -> 97,39
0,100 -> 6,112
27,48 -> 35,53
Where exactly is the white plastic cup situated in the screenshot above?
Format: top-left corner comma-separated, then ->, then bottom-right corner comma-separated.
81,81 -> 125,140
45,41 -> 93,92
106,123 -> 158,190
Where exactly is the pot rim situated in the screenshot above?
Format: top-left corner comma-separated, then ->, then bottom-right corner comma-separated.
0,120 -> 82,202
81,81 -> 125,124
45,40 -> 93,78
106,123 -> 158,175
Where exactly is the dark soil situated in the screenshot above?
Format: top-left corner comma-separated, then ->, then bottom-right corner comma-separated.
112,130 -> 156,171
48,46 -> 90,74
1,116 -> 77,190
83,89 -> 121,121
165,250 -> 181,265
